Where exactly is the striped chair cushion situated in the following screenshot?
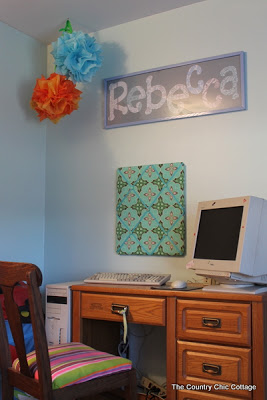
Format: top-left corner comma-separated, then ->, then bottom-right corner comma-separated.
12,342 -> 132,389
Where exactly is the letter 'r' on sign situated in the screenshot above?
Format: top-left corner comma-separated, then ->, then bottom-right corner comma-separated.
104,52 -> 246,129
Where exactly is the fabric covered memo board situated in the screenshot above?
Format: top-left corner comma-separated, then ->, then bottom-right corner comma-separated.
116,162 -> 185,256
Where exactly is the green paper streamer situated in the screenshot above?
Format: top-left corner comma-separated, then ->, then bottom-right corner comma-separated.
59,19 -> 73,34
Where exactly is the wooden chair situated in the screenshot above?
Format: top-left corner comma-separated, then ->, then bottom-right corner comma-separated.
0,261 -> 137,400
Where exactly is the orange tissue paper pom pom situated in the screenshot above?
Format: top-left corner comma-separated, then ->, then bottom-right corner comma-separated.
30,73 -> 82,124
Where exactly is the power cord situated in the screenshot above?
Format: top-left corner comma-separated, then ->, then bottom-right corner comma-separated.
145,388 -> 165,400
117,307 -> 129,358
117,316 -> 165,399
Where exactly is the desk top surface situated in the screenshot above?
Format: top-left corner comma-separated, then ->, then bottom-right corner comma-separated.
71,282 -> 267,302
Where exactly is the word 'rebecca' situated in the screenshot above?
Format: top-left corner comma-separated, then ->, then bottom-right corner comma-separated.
108,65 -> 239,121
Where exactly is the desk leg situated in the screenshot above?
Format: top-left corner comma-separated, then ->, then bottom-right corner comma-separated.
72,290 -> 83,341
167,297 -> 176,400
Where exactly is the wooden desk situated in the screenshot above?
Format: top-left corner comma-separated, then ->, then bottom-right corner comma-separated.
71,284 -> 267,400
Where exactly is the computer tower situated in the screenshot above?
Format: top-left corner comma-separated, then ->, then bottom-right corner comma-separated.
45,281 -> 82,345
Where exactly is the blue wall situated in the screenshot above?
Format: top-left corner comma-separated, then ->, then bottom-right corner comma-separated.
0,22 -> 46,275
44,0 -> 267,287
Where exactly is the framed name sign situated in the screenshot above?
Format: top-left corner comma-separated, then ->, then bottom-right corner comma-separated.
104,52 -> 246,129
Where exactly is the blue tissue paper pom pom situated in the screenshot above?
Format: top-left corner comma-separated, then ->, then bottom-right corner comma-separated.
51,31 -> 102,83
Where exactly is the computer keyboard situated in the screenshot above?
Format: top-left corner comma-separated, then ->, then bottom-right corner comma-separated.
84,272 -> 171,286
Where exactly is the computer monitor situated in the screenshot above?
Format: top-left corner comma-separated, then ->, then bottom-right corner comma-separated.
187,196 -> 267,293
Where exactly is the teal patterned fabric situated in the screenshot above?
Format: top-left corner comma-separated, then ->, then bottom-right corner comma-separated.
116,163 -> 185,256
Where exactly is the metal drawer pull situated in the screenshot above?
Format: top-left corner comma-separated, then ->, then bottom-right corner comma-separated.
202,363 -> 222,375
202,317 -> 221,328
111,304 -> 128,315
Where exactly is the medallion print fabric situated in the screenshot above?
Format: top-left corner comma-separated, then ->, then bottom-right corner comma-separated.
116,162 -> 185,256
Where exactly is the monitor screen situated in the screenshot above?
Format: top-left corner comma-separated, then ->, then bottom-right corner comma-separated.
194,206 -> 244,261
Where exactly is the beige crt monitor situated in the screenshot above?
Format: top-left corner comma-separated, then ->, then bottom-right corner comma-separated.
187,196 -> 267,294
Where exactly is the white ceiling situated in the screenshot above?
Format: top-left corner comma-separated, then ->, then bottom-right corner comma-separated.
1,0 -> 204,43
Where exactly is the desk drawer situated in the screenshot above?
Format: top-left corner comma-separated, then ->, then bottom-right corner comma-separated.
81,293 -> 166,326
177,300 -> 251,346
177,341 -> 251,399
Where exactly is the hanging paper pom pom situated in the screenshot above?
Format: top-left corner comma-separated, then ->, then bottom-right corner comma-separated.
51,30 -> 102,84
30,73 -> 82,124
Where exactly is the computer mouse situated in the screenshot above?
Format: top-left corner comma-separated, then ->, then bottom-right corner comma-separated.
170,280 -> 187,289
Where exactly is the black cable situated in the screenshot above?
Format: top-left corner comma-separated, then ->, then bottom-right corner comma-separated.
130,325 -> 154,337
129,324 -> 154,377
145,388 -> 165,400
118,337 -> 129,357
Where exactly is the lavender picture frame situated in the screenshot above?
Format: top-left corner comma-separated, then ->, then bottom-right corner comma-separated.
104,51 -> 246,129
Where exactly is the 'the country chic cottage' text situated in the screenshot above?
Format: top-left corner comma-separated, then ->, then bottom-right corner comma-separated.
171,384 -> 257,392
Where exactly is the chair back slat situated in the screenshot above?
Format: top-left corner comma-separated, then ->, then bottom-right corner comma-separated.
2,285 -> 31,376
27,269 -> 53,392
0,297 -> 12,368
0,261 -> 53,398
